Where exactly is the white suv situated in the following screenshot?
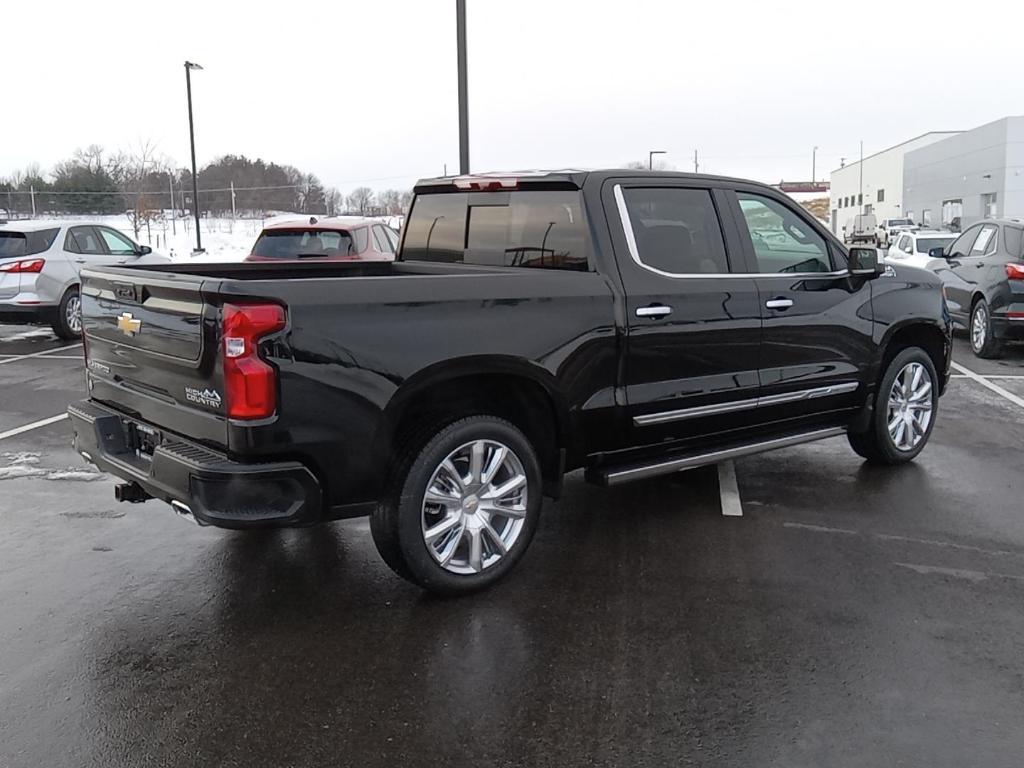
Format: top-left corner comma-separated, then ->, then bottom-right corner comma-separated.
885,230 -> 956,269
0,220 -> 170,339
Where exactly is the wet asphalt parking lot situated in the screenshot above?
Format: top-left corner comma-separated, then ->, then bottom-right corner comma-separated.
2,325 -> 1024,768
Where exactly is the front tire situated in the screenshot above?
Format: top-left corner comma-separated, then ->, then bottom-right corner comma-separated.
51,287 -> 82,340
969,298 -> 1002,359
370,416 -> 542,596
848,347 -> 938,464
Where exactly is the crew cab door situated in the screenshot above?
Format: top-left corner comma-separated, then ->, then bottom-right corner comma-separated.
605,180 -> 762,448
727,188 -> 873,422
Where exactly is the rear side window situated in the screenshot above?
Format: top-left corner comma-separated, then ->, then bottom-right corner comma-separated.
970,225 -> 997,257
403,190 -> 589,270
66,226 -> 104,255
25,228 -> 59,254
1,228 -> 58,257
619,187 -> 729,274
252,229 -> 357,259
1005,226 -> 1023,257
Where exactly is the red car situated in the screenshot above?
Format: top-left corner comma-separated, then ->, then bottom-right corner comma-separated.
245,216 -> 399,262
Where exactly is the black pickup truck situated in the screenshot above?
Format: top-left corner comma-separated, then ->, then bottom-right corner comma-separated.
69,170 -> 951,595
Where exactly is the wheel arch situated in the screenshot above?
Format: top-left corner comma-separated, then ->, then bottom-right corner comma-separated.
877,320 -> 949,395
376,356 -> 572,498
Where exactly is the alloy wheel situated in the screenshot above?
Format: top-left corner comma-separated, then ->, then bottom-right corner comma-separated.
886,362 -> 933,452
420,439 -> 528,575
971,303 -> 987,352
67,294 -> 82,334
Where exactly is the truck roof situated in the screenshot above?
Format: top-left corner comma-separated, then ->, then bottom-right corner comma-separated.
414,169 -> 777,193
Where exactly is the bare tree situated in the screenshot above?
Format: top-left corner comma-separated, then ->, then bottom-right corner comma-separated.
399,190 -> 413,213
111,140 -> 171,240
377,189 -> 403,215
325,187 -> 342,216
345,186 -> 375,215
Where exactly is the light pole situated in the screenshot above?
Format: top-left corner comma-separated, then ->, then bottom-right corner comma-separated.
648,150 -> 666,170
812,145 -> 818,183
456,0 -> 469,175
185,61 -> 204,254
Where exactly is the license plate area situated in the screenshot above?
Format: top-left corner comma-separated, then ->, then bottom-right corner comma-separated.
122,419 -> 162,462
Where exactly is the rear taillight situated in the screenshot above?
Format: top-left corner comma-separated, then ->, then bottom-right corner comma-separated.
0,258 -> 45,273
1006,263 -> 1024,280
222,302 -> 286,420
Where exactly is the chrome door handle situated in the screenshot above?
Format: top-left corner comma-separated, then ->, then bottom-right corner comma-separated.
636,305 -> 672,319
765,298 -> 794,310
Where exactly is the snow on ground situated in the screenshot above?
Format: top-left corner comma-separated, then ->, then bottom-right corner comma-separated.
80,214 -> 263,263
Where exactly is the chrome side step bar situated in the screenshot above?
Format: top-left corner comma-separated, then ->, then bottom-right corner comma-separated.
590,427 -> 847,487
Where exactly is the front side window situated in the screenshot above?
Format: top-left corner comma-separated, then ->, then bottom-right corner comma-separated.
619,187 -> 729,275
948,227 -> 979,258
737,193 -> 832,274
970,225 -> 998,257
99,228 -> 137,255
403,190 -> 588,270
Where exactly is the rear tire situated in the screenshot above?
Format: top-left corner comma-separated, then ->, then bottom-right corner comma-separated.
51,287 -> 82,340
969,298 -> 1002,359
370,415 -> 542,596
848,347 -> 938,464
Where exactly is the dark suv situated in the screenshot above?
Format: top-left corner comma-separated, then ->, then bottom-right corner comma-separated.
929,218 -> 1024,358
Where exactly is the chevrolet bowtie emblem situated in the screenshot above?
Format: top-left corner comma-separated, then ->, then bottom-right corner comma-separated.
116,312 -> 141,336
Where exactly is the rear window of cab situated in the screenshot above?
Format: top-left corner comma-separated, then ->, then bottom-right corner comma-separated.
251,228 -> 368,259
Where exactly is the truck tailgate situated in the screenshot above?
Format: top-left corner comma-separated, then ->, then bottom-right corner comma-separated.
80,266 -> 228,449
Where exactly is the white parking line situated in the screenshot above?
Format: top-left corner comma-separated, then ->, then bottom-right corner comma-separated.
717,460 -> 743,517
951,360 -> 1024,410
0,344 -> 82,365
0,413 -> 68,441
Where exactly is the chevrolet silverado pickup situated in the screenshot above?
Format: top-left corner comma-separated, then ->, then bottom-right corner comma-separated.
68,170 -> 952,595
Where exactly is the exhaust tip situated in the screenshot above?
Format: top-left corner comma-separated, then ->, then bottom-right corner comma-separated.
170,500 -> 197,524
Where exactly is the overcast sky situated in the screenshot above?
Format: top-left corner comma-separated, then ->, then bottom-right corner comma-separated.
4,0 -> 1022,195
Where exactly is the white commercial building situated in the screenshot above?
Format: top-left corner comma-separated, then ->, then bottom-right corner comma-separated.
829,132 -> 960,237
903,116 -> 1024,230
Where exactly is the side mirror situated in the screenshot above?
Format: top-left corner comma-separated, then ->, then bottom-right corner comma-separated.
928,247 -> 946,260
137,245 -> 152,256
849,246 -> 884,277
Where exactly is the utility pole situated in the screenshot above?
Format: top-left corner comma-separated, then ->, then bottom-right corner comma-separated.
859,140 -> 864,213
230,180 -> 237,219
694,150 -> 699,174
456,0 -> 469,175
185,61 -> 204,254
169,177 -> 176,235
30,185 -> 36,217
812,145 -> 818,183
648,150 -> 666,170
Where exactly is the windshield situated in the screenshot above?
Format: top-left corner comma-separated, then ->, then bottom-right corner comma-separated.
251,229 -> 358,259
916,237 -> 953,254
